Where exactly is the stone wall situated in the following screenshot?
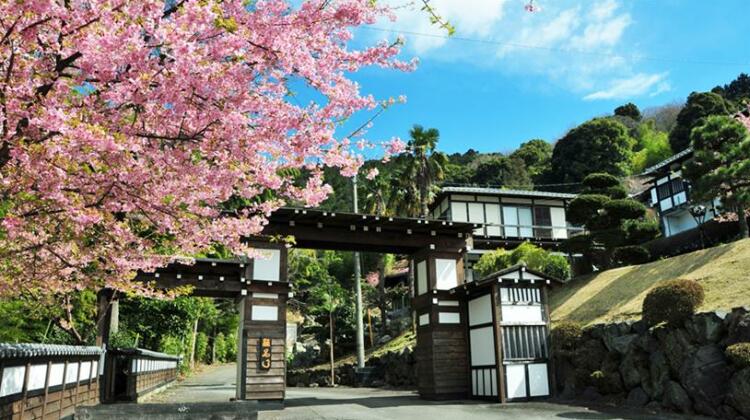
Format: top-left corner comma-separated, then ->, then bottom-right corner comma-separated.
555,307 -> 750,419
287,346 -> 416,388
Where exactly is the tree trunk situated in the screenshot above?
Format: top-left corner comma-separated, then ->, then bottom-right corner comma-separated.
739,206 -> 749,239
329,311 -> 335,386
408,259 -> 416,333
189,317 -> 199,369
377,255 -> 387,331
419,178 -> 429,218
211,327 -> 217,364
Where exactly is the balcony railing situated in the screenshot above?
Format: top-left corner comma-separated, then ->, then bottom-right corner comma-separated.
469,223 -> 585,240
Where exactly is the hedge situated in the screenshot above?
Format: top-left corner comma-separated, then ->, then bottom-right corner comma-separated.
642,279 -> 705,327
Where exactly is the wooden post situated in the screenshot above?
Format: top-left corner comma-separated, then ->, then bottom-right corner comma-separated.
41,361 -> 52,418
59,361 -> 68,420
329,311 -> 335,386
367,309 -> 374,348
95,289 -> 114,347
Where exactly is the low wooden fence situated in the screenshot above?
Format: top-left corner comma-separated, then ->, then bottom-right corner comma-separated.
0,343 -> 103,420
102,348 -> 180,403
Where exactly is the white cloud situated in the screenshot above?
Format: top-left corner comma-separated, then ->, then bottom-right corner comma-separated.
367,0 -> 669,100
583,72 -> 671,100
379,0 -> 508,54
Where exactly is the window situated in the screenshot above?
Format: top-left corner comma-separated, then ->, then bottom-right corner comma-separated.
671,178 -> 685,194
503,206 -> 533,238
533,207 -> 552,239
657,182 -> 672,200
502,325 -> 549,360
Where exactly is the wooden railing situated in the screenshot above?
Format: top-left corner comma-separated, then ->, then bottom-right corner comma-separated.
0,343 -> 103,420
102,348 -> 181,403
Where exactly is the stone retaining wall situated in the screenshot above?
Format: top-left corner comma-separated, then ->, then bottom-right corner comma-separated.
555,308 -> 750,419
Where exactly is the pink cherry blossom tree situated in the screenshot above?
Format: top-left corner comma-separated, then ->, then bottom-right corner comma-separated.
0,0 -> 411,299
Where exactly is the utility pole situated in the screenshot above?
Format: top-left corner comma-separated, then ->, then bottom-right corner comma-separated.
353,175 -> 365,369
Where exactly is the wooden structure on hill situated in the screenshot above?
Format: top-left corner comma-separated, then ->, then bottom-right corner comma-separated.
95,207 -> 560,404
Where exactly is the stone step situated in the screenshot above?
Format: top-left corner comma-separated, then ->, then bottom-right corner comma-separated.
75,402 -> 259,420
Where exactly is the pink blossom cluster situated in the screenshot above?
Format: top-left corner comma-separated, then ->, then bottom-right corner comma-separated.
365,271 -> 380,287
0,0 -> 411,299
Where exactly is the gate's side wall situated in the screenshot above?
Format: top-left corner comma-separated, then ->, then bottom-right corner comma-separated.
0,345 -> 102,420
242,287 -> 288,401
241,242 -> 290,401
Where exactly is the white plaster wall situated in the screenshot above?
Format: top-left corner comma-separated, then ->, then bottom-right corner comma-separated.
0,365 -> 25,397
254,249 -> 280,281
438,312 -> 460,324
251,305 -> 279,321
528,363 -> 550,397
506,364 -> 527,399
417,260 -> 427,295
468,294 -> 492,326
502,305 -> 544,324
469,326 -> 495,366
435,259 -> 458,290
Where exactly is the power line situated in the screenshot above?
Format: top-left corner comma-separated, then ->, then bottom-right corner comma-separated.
361,26 -> 750,67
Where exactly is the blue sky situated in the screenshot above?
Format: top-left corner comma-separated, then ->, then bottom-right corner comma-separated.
332,0 -> 750,155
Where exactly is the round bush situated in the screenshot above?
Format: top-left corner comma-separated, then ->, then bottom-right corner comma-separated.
603,199 -> 646,220
567,194 -> 610,225
583,173 -> 620,190
642,279 -> 705,327
612,245 -> 651,266
551,321 -> 582,355
726,343 -> 750,369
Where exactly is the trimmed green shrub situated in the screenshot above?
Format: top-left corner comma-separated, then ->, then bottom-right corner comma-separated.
567,194 -> 610,225
473,248 -> 511,279
612,245 -> 651,266
603,199 -> 647,220
545,254 -> 572,280
474,242 -> 571,280
726,343 -> 750,369
551,321 -> 582,356
582,173 -> 620,190
642,279 -> 705,326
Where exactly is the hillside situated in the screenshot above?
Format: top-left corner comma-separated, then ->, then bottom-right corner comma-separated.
550,238 -> 750,326
302,330 -> 416,371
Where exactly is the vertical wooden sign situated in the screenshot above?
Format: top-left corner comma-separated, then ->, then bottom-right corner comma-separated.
258,337 -> 272,370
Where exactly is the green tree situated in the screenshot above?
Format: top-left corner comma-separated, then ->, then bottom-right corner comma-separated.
195,332 -> 209,364
683,115 -> 750,238
714,73 -> 750,109
564,173 -> 659,268
669,92 -> 729,152
510,139 -> 553,182
549,118 -> 635,186
308,275 -> 346,385
614,103 -> 642,121
630,121 -> 673,173
473,242 -> 571,280
469,155 -> 532,188
402,125 -> 449,217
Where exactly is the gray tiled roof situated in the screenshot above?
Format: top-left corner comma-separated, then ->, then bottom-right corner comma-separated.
440,186 -> 577,199
0,343 -> 103,359
113,347 -> 182,360
639,148 -> 693,176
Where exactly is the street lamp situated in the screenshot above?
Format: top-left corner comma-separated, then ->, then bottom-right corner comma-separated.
689,205 -> 708,249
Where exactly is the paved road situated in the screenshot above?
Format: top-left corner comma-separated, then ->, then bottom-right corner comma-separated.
144,363 -> 238,404
144,363 -> 707,420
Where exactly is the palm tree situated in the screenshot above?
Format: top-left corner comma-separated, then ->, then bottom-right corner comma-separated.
401,125 -> 448,217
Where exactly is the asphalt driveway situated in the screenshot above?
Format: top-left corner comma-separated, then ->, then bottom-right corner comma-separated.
144,364 -> 708,420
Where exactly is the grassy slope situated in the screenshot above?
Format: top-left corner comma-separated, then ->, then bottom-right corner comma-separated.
550,238 -> 750,326
300,330 -> 416,371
